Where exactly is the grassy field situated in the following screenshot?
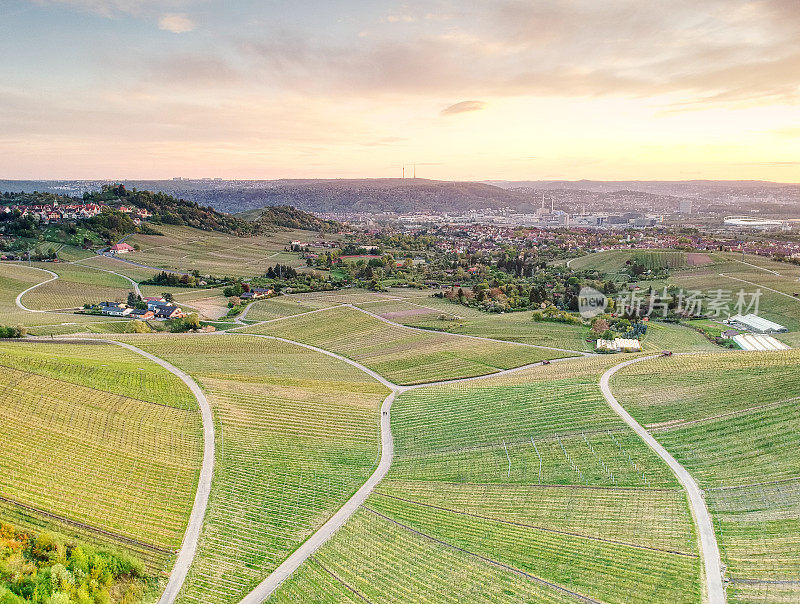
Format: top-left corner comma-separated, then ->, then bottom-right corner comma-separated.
286,290 -> 718,353
272,356 -> 700,603
126,334 -> 388,604
124,224 -> 330,277
628,253 -> 800,333
640,322 -> 720,352
242,305 -> 573,385
0,341 -> 202,573
612,352 -> 800,602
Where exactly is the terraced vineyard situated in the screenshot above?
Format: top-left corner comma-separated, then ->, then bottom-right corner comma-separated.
569,249 -> 688,275
78,253 -> 160,282
272,356 -> 701,603
128,334 -> 389,603
354,296 -> 594,351
124,224 -> 332,277
0,341 -> 202,573
612,352 -> 800,602
243,305 -> 572,384
243,295 -> 340,322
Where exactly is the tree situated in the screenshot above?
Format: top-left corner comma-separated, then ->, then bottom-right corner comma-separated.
163,292 -> 174,303
185,313 -> 201,330
127,292 -> 137,307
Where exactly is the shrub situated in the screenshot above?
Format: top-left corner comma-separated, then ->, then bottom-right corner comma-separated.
0,325 -> 25,338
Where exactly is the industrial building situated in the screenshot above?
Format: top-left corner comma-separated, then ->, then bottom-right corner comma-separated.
726,314 -> 788,334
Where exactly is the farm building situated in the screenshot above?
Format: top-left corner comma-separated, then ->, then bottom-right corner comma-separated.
110,242 -> 135,254
98,304 -> 131,316
733,334 -> 791,351
727,314 -> 787,334
596,338 -> 642,352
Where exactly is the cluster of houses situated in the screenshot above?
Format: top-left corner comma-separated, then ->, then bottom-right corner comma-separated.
2,202 -> 151,225
96,297 -> 185,319
240,287 -> 274,300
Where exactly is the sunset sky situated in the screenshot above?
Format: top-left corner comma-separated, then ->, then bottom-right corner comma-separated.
2,0 -> 799,181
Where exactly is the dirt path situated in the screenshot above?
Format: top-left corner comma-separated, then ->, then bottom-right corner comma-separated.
22,337 -> 215,604
237,332 -> 586,603
600,356 -> 725,604
349,303 -> 594,356
14,265 -> 58,312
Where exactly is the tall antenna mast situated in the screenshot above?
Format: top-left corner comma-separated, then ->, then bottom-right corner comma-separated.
413,164 -> 416,179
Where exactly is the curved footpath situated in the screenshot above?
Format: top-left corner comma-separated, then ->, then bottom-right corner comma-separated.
13,261 -> 140,312
35,337 -> 215,604
14,266 -> 58,312
238,331 -> 587,604
74,258 -> 142,296
600,356 -> 725,604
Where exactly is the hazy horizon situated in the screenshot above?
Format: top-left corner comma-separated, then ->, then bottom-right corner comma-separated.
2,1 -> 800,182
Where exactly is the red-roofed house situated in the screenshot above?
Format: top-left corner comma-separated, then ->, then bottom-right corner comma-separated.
110,242 -> 135,254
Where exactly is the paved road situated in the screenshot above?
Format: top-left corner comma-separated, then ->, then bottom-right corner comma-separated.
600,356 -> 726,604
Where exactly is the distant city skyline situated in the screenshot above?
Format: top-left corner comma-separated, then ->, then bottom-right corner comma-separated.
2,0 -> 799,182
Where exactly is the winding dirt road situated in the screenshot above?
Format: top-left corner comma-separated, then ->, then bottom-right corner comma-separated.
27,337 -> 216,604
238,331 -> 587,604
600,356 -> 725,604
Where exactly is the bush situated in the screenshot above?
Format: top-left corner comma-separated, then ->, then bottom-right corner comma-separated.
531,306 -> 583,326
123,320 -> 151,334
0,325 -> 25,338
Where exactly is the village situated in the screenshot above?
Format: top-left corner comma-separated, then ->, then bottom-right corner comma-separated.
1,200 -> 151,225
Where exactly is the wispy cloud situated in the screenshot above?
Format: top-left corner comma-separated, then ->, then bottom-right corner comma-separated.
158,13 -> 195,33
441,100 -> 486,115
32,0 -> 165,17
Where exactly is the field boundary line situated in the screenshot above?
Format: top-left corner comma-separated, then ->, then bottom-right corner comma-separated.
235,332 -> 590,603
600,356 -> 725,604
229,302 -> 345,327
0,494 -> 174,554
30,337 -> 215,604
363,506 -> 602,604
718,272 -> 800,302
727,258 -> 781,275
348,303 -> 594,356
72,257 -> 141,296
372,491 -> 698,558
308,555 -> 372,603
647,396 -> 800,432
